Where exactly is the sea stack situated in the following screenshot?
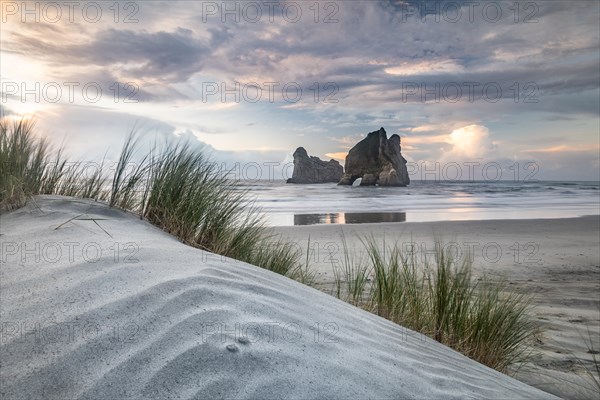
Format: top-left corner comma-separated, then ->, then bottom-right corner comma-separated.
338,127 -> 410,187
287,147 -> 343,184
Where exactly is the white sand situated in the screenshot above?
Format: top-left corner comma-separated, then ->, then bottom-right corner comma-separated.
274,216 -> 600,399
0,196 -> 557,399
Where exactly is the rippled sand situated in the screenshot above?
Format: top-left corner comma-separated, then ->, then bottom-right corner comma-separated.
0,196 -> 557,399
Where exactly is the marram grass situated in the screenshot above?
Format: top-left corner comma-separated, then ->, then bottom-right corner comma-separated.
108,133 -> 304,277
0,118 -> 108,210
2,116 -> 541,375
0,118 -> 47,210
0,118 -> 303,279
334,236 -> 538,373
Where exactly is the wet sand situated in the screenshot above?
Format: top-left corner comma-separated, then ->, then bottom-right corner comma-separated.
273,216 -> 600,399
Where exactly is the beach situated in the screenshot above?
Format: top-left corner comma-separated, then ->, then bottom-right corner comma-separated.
273,216 -> 600,399
2,0 -> 599,397
0,196 -> 560,399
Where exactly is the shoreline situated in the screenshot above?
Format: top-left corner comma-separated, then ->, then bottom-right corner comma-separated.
269,213 -> 600,226
264,211 -> 600,227
272,215 -> 600,398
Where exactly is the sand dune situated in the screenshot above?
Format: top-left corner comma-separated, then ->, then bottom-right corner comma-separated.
0,196 -> 557,399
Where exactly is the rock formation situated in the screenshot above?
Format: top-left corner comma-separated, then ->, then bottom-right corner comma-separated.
338,128 -> 410,186
286,147 -> 343,184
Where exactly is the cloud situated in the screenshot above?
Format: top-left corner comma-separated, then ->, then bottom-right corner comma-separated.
400,124 -> 443,133
384,59 -> 465,76
441,125 -> 496,161
403,134 -> 448,145
519,150 -> 600,181
1,1 -> 599,180
526,144 -> 600,154
325,152 -> 348,161
330,133 -> 371,148
6,27 -> 212,82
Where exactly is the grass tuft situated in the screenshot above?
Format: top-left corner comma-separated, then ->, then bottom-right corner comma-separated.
0,118 -> 47,210
334,236 -> 537,372
108,132 -> 307,278
1,117 -> 111,209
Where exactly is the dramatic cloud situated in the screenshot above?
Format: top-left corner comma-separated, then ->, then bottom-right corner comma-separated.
1,0 -> 598,179
443,125 -> 496,161
5,27 -> 212,82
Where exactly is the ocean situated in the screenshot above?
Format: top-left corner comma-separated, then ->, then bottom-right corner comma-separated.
240,180 -> 600,226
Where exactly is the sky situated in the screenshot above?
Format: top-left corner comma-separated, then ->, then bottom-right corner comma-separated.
1,0 -> 599,181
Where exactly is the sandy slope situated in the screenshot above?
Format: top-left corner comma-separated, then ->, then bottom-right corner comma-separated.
0,196 -> 557,399
274,216 -> 600,399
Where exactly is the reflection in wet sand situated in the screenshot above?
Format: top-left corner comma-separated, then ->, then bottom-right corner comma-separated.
293,212 -> 406,226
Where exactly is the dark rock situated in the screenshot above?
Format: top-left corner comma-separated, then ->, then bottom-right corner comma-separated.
338,128 -> 410,187
361,174 -> 378,186
287,147 -> 343,184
